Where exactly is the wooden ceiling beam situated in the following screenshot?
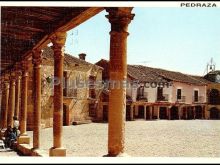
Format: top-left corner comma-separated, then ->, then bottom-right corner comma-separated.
1,23 -> 44,33
1,32 -> 34,41
57,7 -> 104,32
2,8 -> 56,21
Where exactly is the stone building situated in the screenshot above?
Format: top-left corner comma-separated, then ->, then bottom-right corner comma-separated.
26,47 -> 103,130
203,70 -> 220,119
96,59 -> 209,121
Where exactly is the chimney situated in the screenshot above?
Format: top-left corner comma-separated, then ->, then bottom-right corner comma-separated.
78,53 -> 86,61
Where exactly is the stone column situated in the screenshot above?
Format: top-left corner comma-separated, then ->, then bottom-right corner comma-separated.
135,105 -> 138,117
202,106 -> 205,119
186,107 -> 188,120
168,107 -> 171,120
166,107 -> 168,119
149,106 -> 153,120
144,105 -> 147,120
7,72 -> 16,128
14,70 -> 22,119
18,61 -> 30,144
49,31 -> 67,157
193,106 -> 196,119
106,7 -> 134,156
178,107 -> 181,120
32,49 -> 42,149
1,80 -> 9,128
157,106 -> 160,119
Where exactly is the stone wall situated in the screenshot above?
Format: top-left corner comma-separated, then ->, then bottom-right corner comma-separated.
26,61 -> 102,130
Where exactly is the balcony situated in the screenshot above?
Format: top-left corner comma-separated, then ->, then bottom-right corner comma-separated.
137,96 -> 148,102
157,94 -> 169,102
193,96 -> 204,103
176,96 -> 186,103
136,92 -> 148,102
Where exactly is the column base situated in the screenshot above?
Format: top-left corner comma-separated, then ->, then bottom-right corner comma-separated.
104,152 -> 130,157
18,135 -> 30,144
49,147 -> 66,157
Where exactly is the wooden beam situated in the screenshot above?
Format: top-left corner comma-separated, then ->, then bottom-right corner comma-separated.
33,7 -> 104,54
57,7 -> 104,32
1,24 -> 44,33
2,8 -> 56,21
1,7 -> 104,72
1,32 -> 33,40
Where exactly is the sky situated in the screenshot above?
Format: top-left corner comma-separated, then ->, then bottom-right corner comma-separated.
65,7 -> 220,76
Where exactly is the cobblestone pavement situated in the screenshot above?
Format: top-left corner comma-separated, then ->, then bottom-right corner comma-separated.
25,120 -> 220,157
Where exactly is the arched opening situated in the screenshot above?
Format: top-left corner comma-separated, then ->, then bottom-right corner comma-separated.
187,107 -> 194,119
209,89 -> 220,105
209,107 -> 219,119
170,106 -> 179,120
182,107 -> 187,120
195,106 -> 203,119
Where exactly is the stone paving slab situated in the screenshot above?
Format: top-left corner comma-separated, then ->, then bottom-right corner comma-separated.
25,120 -> 220,157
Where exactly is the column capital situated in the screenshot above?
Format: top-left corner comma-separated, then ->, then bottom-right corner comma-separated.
16,71 -> 22,79
50,31 -> 67,61
32,48 -> 43,67
21,61 -> 29,76
50,31 -> 67,47
105,7 -> 135,33
8,71 -> 16,83
3,75 -> 10,83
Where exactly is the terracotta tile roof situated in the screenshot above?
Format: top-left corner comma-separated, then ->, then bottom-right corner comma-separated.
42,47 -> 102,71
96,59 -> 208,85
191,75 -> 212,84
127,65 -> 168,83
130,65 -> 207,85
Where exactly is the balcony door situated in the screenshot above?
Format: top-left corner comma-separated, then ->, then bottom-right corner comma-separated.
194,90 -> 199,102
177,89 -> 181,100
157,87 -> 163,101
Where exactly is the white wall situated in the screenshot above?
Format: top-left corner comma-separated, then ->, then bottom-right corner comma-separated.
126,80 -> 207,104
172,82 -> 207,104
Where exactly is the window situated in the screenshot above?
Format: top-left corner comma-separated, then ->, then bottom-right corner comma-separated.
89,75 -> 96,99
73,88 -> 77,98
157,87 -> 163,101
194,90 -> 199,102
138,86 -> 144,97
177,89 -> 182,100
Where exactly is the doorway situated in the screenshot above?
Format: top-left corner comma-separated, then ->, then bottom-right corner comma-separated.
210,107 -> 219,119
159,107 -> 167,119
170,106 -> 179,120
63,104 -> 67,126
195,106 -> 203,119
138,106 -> 145,119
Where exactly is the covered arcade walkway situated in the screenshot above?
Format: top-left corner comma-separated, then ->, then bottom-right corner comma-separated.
0,6 -> 135,156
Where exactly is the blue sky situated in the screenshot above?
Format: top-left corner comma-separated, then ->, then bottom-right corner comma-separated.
65,7 -> 220,76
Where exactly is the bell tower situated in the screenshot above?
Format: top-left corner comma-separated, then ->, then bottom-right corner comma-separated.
207,58 -> 216,74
